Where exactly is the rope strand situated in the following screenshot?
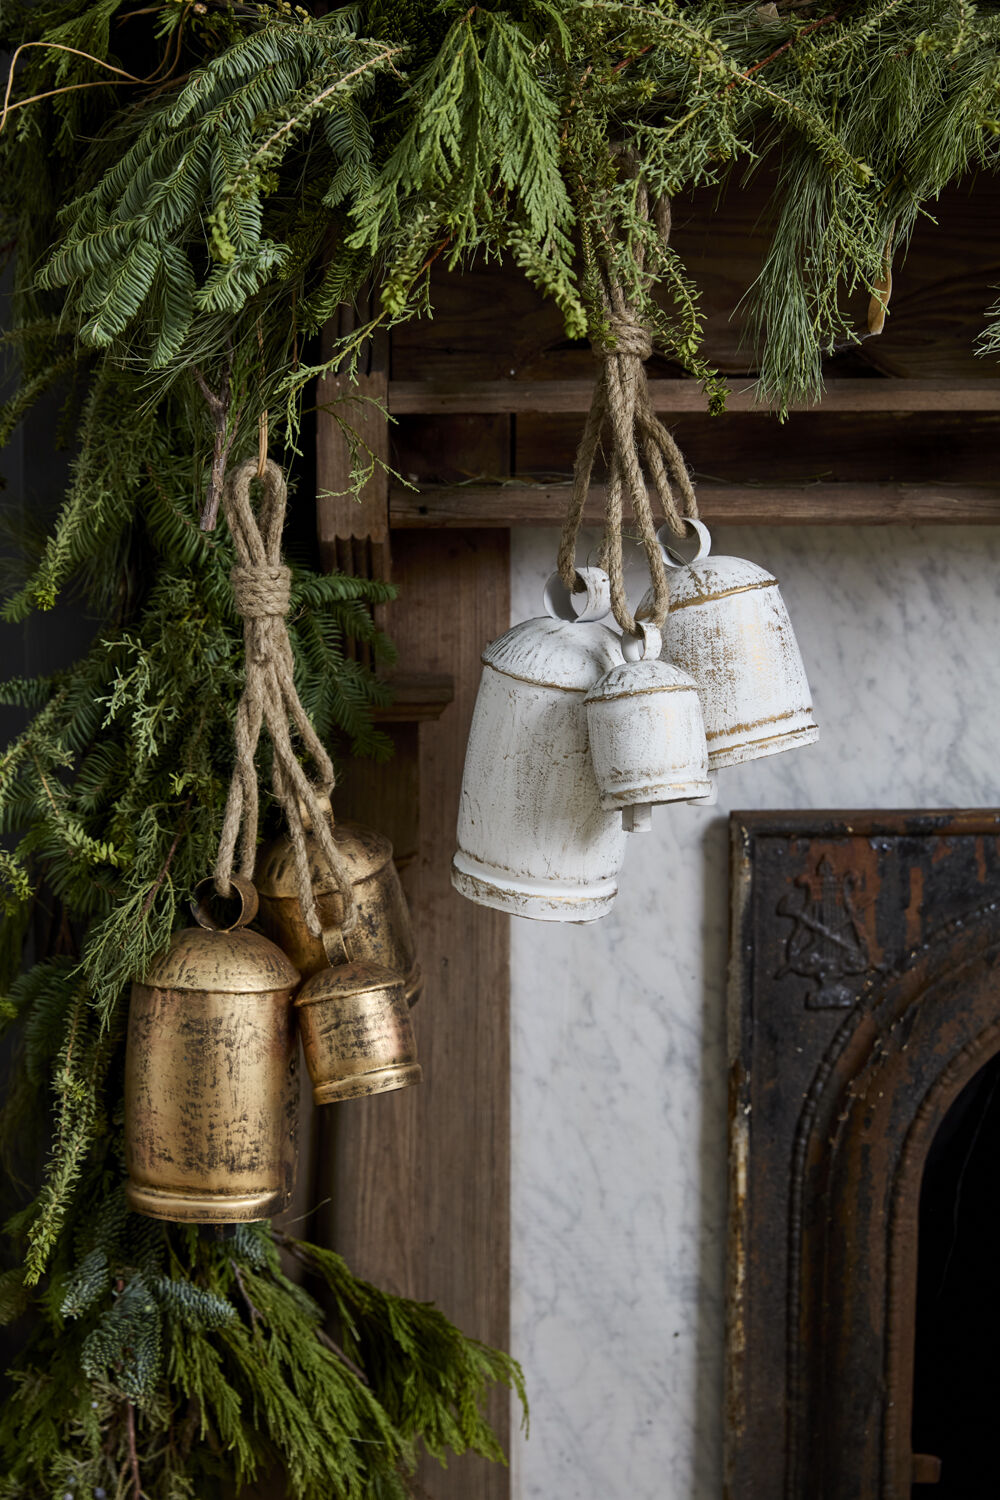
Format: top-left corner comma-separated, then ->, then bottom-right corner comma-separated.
215,457 -> 357,937
558,183 -> 699,635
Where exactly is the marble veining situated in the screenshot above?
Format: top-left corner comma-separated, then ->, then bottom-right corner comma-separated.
508,527 -> 1000,1499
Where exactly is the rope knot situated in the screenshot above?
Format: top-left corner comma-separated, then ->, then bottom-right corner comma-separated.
231,563 -> 292,619
214,456 -> 358,939
604,313 -> 652,361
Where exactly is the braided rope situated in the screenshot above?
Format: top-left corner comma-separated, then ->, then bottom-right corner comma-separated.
558,182 -> 699,635
214,457 -> 358,937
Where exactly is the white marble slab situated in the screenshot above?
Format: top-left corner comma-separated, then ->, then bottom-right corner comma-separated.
507,526 -> 1000,1499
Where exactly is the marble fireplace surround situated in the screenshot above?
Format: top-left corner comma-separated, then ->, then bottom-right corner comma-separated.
727,810 -> 1000,1500
507,526 -> 1000,1500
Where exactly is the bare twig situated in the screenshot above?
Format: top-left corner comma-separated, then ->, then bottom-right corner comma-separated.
139,795 -> 193,918
269,1232 -> 370,1385
125,1400 -> 143,1499
727,12 -> 839,87
316,1327 -> 371,1387
230,1258 -> 262,1332
193,352 -> 238,532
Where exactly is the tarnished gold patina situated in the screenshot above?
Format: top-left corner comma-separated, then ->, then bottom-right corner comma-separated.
124,909 -> 300,1224
255,811 -> 422,1003
296,961 -> 421,1104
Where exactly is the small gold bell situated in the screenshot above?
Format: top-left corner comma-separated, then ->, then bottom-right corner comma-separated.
124,877 -> 300,1223
296,961 -> 422,1104
255,803 -> 421,1003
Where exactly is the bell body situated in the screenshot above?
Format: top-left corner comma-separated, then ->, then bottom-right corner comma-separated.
452,615 -> 628,922
256,818 -> 420,1002
125,926 -> 300,1223
296,961 -> 421,1104
585,625 -> 709,816
647,553 -> 818,769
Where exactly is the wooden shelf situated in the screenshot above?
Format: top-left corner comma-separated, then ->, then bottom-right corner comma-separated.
388,377 -> 1000,417
390,480 -> 1000,527
371,671 -> 454,722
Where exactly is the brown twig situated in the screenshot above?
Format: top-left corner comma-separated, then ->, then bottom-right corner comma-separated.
727,12 -> 839,87
125,1400 -> 143,1499
316,1327 -> 371,1387
193,352 -> 238,532
230,1258 -> 262,1332
269,1232 -> 371,1385
0,33 -> 186,137
139,795 -> 193,918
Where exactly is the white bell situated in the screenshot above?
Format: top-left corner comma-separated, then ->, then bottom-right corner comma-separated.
585,621 -> 709,831
641,520 -> 819,770
452,568 -> 629,922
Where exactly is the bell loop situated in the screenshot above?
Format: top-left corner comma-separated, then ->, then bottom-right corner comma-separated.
543,566 -> 612,624
192,874 -> 259,932
657,517 -> 712,569
621,621 -> 662,662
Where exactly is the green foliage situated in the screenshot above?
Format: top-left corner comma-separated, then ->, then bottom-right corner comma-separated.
0,0 -> 995,1492
3,0 -> 997,414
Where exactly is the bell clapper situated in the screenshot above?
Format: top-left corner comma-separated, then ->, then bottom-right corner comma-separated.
623,803 -> 653,833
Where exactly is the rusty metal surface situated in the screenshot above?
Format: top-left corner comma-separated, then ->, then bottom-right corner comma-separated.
726,810 -> 1000,1500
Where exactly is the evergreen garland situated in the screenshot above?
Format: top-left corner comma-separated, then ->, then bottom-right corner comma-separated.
0,0 -> 997,1492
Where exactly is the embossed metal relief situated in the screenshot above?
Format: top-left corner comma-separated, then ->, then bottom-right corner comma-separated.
775,857 -> 875,1008
726,811 -> 1000,1500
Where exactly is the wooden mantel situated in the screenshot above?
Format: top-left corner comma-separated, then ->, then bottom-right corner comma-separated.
314,173 -> 1000,1500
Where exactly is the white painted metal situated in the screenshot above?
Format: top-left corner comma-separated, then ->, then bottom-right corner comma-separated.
640,521 -> 819,770
585,621 -> 709,827
452,572 -> 630,922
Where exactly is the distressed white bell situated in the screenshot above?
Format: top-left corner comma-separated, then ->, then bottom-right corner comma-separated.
452,568 -> 630,922
641,520 -> 819,770
585,621 -> 709,831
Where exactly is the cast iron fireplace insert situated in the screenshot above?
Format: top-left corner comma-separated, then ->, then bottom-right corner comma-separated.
726,810 -> 1000,1500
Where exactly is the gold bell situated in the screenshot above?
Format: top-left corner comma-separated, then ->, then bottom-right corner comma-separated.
124,877 -> 300,1223
255,802 -> 421,1003
296,960 -> 422,1104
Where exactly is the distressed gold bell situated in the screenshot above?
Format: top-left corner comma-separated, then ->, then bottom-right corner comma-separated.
124,877 -> 300,1224
255,802 -> 421,1003
296,961 -> 421,1104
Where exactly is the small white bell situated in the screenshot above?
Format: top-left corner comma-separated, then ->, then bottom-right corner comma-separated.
452,568 -> 629,922
641,520 -> 819,770
585,621 -> 709,830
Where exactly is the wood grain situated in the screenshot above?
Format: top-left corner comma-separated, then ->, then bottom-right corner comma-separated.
320,530 -> 512,1500
388,377 -> 1000,416
389,479 -> 1000,527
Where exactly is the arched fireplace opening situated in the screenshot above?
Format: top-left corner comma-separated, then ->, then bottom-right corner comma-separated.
725,811 -> 1000,1500
911,1049 -> 1000,1495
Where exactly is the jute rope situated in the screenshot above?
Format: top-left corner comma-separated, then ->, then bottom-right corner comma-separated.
558,185 -> 699,636
214,457 -> 358,937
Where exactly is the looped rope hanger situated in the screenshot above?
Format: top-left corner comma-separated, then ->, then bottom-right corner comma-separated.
215,457 -> 358,937
557,181 -> 700,637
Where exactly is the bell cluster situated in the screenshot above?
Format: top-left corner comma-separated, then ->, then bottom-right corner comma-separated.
123,817 -> 422,1223
452,521 -> 818,922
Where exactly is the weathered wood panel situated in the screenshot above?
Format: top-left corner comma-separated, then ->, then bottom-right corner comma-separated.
389,479 -> 1000,527
320,531 -> 512,1500
388,378 -> 1000,416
